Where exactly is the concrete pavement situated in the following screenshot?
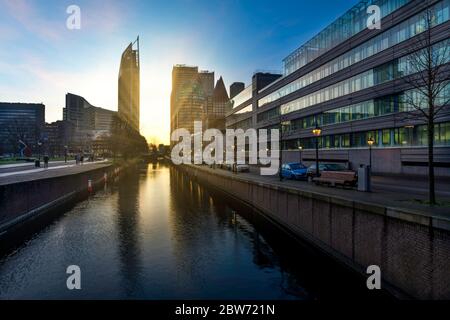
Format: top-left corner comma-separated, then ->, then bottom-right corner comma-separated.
0,160 -> 76,174
0,161 -> 112,186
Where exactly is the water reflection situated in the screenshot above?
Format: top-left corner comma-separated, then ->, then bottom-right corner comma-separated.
116,165 -> 143,297
0,162 -> 389,300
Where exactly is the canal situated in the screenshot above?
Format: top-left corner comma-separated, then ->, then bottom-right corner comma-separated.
0,162 -> 389,300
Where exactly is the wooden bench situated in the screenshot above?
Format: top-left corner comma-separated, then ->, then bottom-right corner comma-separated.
313,171 -> 357,188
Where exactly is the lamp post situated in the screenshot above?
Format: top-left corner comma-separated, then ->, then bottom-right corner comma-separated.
312,124 -> 322,177
64,145 -> 68,163
298,145 -> 303,163
367,137 -> 374,169
232,145 -> 236,173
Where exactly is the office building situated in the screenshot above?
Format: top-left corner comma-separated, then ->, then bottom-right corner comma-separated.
204,77 -> 230,130
226,0 -> 450,176
63,93 -> 116,151
0,102 -> 45,155
118,37 -> 140,132
230,82 -> 245,99
171,65 -> 230,137
44,120 -> 75,157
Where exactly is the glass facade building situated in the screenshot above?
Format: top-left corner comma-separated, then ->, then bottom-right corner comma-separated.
0,103 -> 45,155
226,0 -> 450,175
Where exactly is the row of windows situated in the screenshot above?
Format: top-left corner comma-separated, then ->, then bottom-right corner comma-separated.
281,122 -> 450,150
257,107 -> 279,123
260,0 -> 450,106
279,39 -> 450,116
229,117 -> 252,130
284,0 -> 412,75
230,85 -> 252,109
235,105 -> 253,115
281,83 -> 450,133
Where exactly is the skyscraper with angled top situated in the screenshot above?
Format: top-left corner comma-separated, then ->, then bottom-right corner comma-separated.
118,37 -> 140,132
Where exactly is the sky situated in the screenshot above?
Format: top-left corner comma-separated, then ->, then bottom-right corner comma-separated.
0,0 -> 359,145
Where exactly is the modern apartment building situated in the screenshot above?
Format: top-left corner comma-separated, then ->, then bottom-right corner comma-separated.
0,102 -> 45,155
118,37 -> 140,132
226,0 -> 450,176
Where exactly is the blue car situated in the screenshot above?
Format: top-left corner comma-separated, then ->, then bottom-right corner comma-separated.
281,162 -> 308,180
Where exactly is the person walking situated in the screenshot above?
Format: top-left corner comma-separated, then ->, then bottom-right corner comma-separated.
43,155 -> 49,169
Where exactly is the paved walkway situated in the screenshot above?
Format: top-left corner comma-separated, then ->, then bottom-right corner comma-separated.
0,161 -> 112,186
0,160 -> 76,173
193,165 -> 450,219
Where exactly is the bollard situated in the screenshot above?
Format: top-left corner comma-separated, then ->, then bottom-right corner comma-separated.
88,179 -> 93,193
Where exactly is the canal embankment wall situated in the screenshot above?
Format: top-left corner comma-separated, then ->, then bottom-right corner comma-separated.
0,163 -> 115,235
178,164 -> 450,300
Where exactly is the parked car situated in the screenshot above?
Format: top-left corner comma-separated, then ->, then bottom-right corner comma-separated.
281,162 -> 308,180
306,163 -> 349,180
236,164 -> 250,172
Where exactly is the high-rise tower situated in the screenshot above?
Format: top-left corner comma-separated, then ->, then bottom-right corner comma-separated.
118,37 -> 140,132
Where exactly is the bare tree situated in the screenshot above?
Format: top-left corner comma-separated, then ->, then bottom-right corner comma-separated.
401,7 -> 450,204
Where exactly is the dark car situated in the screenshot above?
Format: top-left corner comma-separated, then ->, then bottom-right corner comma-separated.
306,163 -> 348,180
281,162 -> 308,180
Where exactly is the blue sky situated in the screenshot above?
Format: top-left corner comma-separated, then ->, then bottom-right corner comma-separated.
0,0 -> 359,144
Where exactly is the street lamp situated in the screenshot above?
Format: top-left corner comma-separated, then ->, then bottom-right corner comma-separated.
298,145 -> 303,163
367,136 -> 375,169
64,145 -> 68,163
232,145 -> 236,173
312,124 -> 322,177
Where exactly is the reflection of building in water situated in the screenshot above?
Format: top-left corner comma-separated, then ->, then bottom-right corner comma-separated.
116,166 -> 143,297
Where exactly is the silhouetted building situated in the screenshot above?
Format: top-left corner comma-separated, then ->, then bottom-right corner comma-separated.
230,82 -> 245,99
118,37 -> 140,132
44,120 -> 75,157
0,102 -> 45,155
204,76 -> 230,130
170,65 -> 209,136
171,65 -> 230,137
63,93 -> 116,151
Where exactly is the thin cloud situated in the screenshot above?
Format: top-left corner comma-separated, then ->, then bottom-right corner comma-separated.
1,0 -> 62,42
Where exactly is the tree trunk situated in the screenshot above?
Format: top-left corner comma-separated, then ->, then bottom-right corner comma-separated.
428,119 -> 436,205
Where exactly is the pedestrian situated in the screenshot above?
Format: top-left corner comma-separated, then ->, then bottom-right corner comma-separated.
44,155 -> 49,169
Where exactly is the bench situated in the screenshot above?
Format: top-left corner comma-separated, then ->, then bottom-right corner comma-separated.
313,171 -> 357,188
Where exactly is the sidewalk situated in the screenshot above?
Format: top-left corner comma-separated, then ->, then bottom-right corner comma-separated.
195,165 -> 450,219
0,161 -> 111,186
0,160 -> 76,173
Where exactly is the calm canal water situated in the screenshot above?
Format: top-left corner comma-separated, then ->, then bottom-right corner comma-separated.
0,162 -> 388,300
